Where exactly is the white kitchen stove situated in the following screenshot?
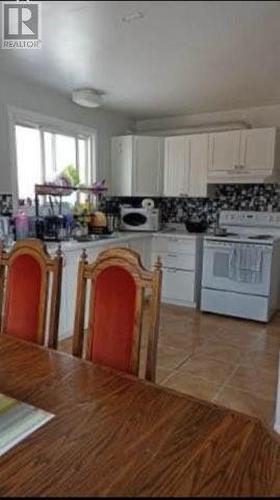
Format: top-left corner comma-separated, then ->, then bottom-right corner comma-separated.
201,211 -> 280,322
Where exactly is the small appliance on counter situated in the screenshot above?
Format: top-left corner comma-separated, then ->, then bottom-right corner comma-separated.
120,206 -> 161,232
35,215 -> 67,242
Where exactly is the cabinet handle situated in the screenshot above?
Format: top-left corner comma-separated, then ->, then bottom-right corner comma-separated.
167,253 -> 177,258
167,269 -> 177,273
232,164 -> 246,173
61,251 -> 66,267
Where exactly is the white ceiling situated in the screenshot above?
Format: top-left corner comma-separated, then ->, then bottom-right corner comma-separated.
1,1 -> 280,119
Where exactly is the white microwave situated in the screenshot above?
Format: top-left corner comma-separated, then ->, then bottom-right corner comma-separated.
120,206 -> 161,232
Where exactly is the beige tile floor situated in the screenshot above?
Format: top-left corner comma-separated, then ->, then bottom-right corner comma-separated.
59,303 -> 280,428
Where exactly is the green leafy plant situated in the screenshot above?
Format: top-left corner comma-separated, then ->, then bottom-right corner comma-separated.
60,165 -> 80,186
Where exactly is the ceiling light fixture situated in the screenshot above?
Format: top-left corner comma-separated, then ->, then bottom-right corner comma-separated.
72,89 -> 105,108
121,11 -> 144,23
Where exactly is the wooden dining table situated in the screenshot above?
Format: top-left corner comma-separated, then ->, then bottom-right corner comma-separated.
0,335 -> 279,497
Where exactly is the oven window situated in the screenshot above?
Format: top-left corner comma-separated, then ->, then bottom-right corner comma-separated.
123,213 -> 147,226
213,252 -> 229,278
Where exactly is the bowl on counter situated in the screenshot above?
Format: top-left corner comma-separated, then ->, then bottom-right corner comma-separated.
184,219 -> 208,233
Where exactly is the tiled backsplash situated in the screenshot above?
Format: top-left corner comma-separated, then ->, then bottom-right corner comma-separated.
104,184 -> 280,225
5,185 -> 280,224
0,194 -> 13,215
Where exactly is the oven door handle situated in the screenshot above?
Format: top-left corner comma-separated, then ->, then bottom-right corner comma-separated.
204,243 -> 233,250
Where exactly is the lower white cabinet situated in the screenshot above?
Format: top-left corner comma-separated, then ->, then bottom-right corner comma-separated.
152,234 -> 203,307
126,236 -> 152,269
58,245 -> 105,340
162,269 -> 195,305
58,249 -> 81,340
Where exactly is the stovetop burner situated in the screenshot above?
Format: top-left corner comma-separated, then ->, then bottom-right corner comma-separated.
213,232 -> 239,237
208,232 -> 274,241
247,234 -> 273,240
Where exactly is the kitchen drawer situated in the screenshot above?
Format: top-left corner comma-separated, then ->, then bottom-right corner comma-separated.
152,251 -> 195,271
153,236 -> 196,255
162,268 -> 195,304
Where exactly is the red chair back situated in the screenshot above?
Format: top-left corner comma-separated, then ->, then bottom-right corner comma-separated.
73,247 -> 162,381
0,239 -> 63,348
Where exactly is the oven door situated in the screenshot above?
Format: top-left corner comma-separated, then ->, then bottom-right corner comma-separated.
121,211 -> 149,230
202,240 -> 272,296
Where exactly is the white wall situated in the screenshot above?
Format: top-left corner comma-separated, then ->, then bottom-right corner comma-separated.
0,70 -> 134,194
136,103 -> 280,134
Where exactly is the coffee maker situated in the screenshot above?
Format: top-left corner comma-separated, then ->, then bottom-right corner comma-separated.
36,215 -> 66,242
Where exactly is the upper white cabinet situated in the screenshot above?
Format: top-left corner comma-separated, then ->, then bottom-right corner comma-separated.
240,128 -> 276,172
208,130 -> 240,174
164,136 -> 187,197
164,134 -> 208,197
111,136 -> 133,197
208,127 -> 279,183
187,134 -> 209,197
111,128 -> 279,197
111,135 -> 164,196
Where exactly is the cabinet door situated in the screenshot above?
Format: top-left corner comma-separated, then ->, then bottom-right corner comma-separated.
133,137 -> 163,196
126,238 -> 145,266
153,235 -> 196,255
152,251 -> 196,271
240,128 -> 276,172
164,136 -> 188,196
162,269 -> 195,304
187,134 -> 208,197
208,130 -> 240,173
111,136 -> 133,196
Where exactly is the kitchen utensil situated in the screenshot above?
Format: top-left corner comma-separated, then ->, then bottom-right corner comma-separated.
213,226 -> 228,236
106,213 -> 116,233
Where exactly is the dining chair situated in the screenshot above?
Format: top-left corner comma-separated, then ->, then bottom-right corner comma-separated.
0,239 -> 63,349
72,247 -> 162,382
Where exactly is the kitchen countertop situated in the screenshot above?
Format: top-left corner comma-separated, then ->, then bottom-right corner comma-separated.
47,231 -> 151,253
47,229 -> 204,253
156,229 -> 205,238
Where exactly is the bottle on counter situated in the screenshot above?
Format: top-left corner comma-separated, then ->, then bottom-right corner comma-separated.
14,208 -> 29,240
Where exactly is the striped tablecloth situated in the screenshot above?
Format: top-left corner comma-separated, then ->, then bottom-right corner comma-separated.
0,393 -> 54,456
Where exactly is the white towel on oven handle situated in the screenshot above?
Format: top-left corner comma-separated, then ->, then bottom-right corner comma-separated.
229,244 -> 263,283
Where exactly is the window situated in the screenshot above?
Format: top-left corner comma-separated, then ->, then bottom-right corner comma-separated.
15,125 -> 42,200
11,109 -> 96,204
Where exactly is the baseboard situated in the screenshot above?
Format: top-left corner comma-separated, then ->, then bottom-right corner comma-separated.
161,298 -> 197,308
